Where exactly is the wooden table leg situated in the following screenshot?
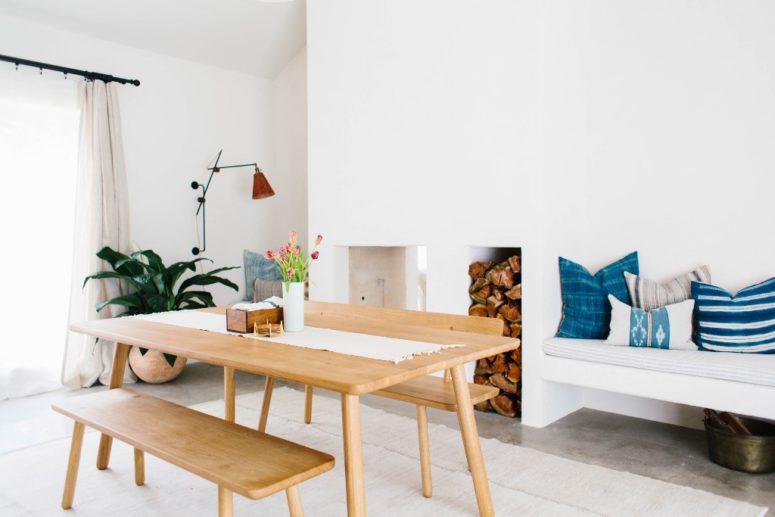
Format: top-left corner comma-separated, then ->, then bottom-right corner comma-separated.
134,448 -> 145,486
224,366 -> 236,423
258,376 -> 275,432
341,393 -> 366,517
304,385 -> 314,424
450,364 -> 494,517
96,342 -> 129,470
218,486 -> 234,517
285,485 -> 304,517
61,421 -> 85,509
416,405 -> 433,498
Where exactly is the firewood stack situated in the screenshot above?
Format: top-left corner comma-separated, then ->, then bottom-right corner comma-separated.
468,256 -> 522,417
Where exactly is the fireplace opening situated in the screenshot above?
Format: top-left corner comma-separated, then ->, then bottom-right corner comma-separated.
347,246 -> 426,310
468,246 -> 522,418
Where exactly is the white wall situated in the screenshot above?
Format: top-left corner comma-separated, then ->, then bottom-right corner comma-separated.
271,48 -> 309,251
307,0 -> 775,427
0,13 -> 305,303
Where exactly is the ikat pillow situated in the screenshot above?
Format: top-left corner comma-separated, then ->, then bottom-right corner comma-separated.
625,265 -> 711,311
557,251 -> 639,339
606,295 -> 696,350
692,278 -> 775,354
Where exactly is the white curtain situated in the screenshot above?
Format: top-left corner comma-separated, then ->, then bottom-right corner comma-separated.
0,66 -> 79,399
62,80 -> 135,388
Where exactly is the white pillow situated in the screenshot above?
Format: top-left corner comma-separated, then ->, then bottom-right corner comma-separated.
605,295 -> 696,350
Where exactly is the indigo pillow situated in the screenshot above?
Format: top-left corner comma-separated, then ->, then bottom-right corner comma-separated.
243,249 -> 282,301
606,295 -> 696,350
557,251 -> 639,339
692,278 -> 775,353
625,266 -> 711,311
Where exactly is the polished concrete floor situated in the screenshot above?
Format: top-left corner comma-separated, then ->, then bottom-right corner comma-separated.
2,362 -> 773,512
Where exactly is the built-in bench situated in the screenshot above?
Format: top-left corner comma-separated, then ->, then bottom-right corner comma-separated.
541,337 -> 775,423
53,389 -> 335,517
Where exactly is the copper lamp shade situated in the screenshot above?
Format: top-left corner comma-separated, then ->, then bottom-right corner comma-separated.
252,168 -> 275,200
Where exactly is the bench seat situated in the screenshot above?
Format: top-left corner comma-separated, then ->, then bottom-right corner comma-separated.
53,389 -> 334,514
544,338 -> 775,387
375,375 -> 500,411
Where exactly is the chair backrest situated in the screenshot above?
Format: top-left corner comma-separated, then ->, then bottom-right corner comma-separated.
305,301 -> 503,336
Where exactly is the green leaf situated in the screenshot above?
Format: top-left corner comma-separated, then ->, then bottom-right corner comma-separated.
83,271 -> 142,291
131,249 -> 165,273
175,290 -> 215,307
178,268 -> 240,293
95,293 -> 147,314
97,246 -> 144,276
166,258 -> 212,290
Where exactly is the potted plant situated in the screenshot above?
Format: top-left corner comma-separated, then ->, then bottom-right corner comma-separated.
84,246 -> 238,383
264,232 -> 322,331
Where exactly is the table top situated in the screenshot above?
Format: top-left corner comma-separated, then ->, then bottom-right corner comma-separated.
70,306 -> 520,395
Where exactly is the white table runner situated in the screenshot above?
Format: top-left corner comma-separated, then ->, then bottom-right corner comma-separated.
133,310 -> 461,364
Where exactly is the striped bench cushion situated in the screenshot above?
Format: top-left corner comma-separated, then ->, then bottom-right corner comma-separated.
692,278 -> 775,354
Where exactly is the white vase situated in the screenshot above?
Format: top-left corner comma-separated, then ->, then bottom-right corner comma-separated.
283,281 -> 305,332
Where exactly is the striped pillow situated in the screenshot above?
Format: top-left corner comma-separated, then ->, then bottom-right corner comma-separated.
692,278 -> 775,354
625,266 -> 711,311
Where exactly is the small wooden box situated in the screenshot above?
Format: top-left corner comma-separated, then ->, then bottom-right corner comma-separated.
226,307 -> 283,333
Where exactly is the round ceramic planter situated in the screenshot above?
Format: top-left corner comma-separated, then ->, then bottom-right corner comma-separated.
129,346 -> 187,384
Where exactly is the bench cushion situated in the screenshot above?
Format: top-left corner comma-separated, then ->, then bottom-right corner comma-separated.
52,389 -> 334,499
544,337 -> 775,387
375,375 -> 499,411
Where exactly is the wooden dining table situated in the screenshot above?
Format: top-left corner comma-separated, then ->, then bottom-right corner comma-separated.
70,305 -> 520,517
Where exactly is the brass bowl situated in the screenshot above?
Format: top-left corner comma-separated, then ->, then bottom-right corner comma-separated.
705,417 -> 775,474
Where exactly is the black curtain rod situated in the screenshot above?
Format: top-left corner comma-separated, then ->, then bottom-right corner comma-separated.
0,53 -> 140,86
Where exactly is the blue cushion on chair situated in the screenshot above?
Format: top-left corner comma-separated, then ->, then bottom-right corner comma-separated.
557,252 -> 639,339
692,278 -> 775,354
243,250 -> 283,301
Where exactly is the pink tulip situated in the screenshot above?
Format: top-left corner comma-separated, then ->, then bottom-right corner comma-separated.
289,230 -> 297,244
314,234 -> 323,246
311,251 -> 320,260
264,250 -> 277,260
287,268 -> 295,279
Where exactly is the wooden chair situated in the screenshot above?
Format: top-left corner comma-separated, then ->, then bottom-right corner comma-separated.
54,388 -> 334,517
257,301 -> 502,498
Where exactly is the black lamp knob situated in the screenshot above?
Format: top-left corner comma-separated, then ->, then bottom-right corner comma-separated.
191,181 -> 200,189
192,246 -> 200,255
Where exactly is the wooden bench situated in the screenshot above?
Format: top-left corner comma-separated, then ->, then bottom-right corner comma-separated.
53,389 -> 335,517
256,301 -> 504,499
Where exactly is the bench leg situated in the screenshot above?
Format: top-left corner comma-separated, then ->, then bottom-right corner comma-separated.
134,448 -> 145,486
286,485 -> 304,517
97,342 -> 129,470
218,486 -> 233,517
416,405 -> 433,498
258,376 -> 275,432
62,421 -> 85,509
304,385 -> 314,424
341,393 -> 366,517
451,364 -> 494,517
224,366 -> 236,423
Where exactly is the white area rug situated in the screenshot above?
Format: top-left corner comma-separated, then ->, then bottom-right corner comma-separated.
0,387 -> 767,516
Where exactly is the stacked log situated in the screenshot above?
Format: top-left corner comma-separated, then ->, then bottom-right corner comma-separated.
468,256 -> 522,417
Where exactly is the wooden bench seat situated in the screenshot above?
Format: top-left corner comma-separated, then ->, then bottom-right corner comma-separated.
375,375 -> 499,411
53,389 -> 334,516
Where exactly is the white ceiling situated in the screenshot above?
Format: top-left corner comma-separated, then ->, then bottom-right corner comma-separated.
0,0 -> 306,78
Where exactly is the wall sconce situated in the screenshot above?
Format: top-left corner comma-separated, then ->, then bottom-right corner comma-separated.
191,149 -> 275,255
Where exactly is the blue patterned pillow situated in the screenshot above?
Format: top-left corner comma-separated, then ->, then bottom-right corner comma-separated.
243,250 -> 282,301
557,252 -> 639,339
692,278 -> 775,354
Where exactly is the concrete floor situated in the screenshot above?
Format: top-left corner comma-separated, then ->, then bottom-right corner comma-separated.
2,362 -> 773,512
